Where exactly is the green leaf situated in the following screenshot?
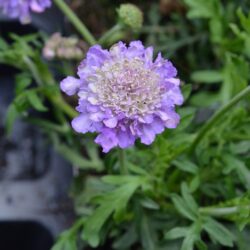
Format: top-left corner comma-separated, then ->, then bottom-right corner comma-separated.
182,84 -> 192,101
140,213 -> 156,250
0,38 -> 9,50
112,224 -> 137,249
55,143 -> 102,171
5,104 -> 19,135
171,194 -> 197,221
165,227 -> 189,240
203,218 -> 234,247
181,183 -> 199,214
102,175 -> 143,185
181,222 -> 202,250
52,219 -> 84,250
222,154 -> 250,189
15,73 -> 32,95
191,70 -> 223,84
190,91 -> 220,107
177,107 -> 196,131
140,197 -> 160,210
83,177 -> 143,247
221,53 -> 248,103
230,141 -> 250,154
183,0 -> 218,19
26,90 -> 48,112
189,175 -> 200,192
237,8 -> 250,34
173,159 -> 199,174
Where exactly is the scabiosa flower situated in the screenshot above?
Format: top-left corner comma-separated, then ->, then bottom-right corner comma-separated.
0,0 -> 51,24
43,33 -> 86,61
61,41 -> 183,152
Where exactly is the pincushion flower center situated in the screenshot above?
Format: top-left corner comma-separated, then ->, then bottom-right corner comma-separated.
91,58 -> 162,117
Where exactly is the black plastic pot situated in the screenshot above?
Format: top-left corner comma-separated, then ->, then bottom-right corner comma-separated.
0,6 -> 74,250
0,221 -> 53,250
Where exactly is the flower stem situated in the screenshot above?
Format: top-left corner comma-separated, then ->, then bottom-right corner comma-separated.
118,149 -> 128,174
52,96 -> 78,119
53,0 -> 96,45
98,23 -> 123,45
189,86 -> 250,154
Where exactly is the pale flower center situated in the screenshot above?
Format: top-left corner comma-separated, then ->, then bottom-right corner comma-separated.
89,58 -> 162,117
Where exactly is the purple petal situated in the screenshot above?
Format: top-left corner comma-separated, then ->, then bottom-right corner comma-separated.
103,117 -> 118,128
72,114 -> 91,134
126,41 -> 145,58
110,41 -> 127,59
117,128 -> 135,148
95,129 -> 118,152
139,124 -> 156,145
60,76 -> 81,96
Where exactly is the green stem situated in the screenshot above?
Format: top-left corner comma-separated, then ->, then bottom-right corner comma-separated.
23,56 -> 43,86
53,0 -> 96,45
189,86 -> 250,154
52,96 -> 78,119
26,118 -> 69,134
199,206 -> 245,217
24,56 -> 77,119
98,24 -> 123,45
118,149 -> 128,174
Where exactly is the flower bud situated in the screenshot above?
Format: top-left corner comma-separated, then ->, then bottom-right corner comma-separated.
117,4 -> 143,30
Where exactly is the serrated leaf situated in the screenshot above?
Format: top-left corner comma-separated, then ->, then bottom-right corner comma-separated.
173,159 -> 198,174
171,194 -> 197,221
26,90 -> 47,112
140,213 -> 156,250
203,218 -> 234,247
83,178 -> 143,247
140,197 -> 160,210
184,0 -> 218,19
113,224 -> 137,249
221,53 -> 248,103
181,222 -> 201,250
15,73 -> 32,95
55,143 -> 102,171
165,227 -> 189,240
230,141 -> 250,154
237,8 -> 250,34
222,154 -> 250,189
181,183 -> 199,214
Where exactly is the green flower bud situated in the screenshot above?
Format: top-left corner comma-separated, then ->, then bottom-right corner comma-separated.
117,3 -> 143,30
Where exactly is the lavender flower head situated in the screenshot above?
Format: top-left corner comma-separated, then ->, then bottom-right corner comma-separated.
61,41 -> 183,152
0,0 -> 51,24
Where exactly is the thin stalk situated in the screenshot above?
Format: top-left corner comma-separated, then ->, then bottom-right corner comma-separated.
118,149 -> 128,174
53,0 -> 96,45
52,96 -> 78,119
98,24 -> 123,45
189,86 -> 250,154
23,56 -> 43,85
199,206 -> 245,217
26,118 -> 69,134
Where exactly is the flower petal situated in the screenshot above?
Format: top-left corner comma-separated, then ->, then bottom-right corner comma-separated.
60,76 -> 81,96
72,114 -> 91,134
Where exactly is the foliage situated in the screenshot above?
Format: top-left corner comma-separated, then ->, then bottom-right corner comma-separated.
1,0 -> 250,249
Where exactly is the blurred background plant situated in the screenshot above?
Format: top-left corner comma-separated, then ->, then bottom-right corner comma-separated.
1,0 -> 250,249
